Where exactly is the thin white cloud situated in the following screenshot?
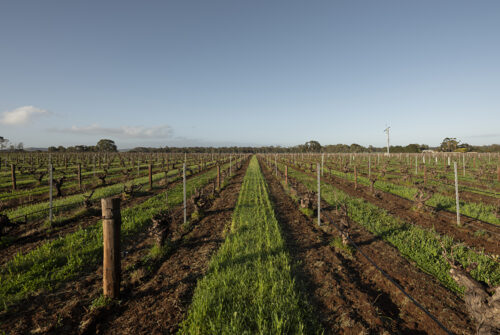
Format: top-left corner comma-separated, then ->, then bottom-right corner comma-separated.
464,133 -> 500,139
0,106 -> 51,125
52,124 -> 174,139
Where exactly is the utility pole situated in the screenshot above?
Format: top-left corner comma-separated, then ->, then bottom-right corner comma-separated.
384,126 -> 391,156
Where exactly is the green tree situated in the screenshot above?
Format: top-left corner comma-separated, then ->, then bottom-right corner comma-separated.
304,140 -> 321,153
349,143 -> 365,153
0,136 -> 9,150
96,139 -> 118,152
440,137 -> 459,152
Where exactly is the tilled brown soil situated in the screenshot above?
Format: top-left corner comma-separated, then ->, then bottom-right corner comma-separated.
336,162 -> 500,194
352,169 -> 499,206
92,159 -> 248,335
296,165 -> 500,255
0,168 -> 215,266
0,159 -> 249,335
1,173 -> 139,211
260,159 -> 475,335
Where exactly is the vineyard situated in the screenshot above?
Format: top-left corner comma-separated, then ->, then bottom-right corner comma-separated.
0,152 -> 498,334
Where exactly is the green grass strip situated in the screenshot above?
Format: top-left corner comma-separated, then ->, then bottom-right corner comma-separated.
180,156 -> 321,335
0,161 -> 200,200
0,160 -> 235,310
323,166 -> 500,226
4,163 -> 204,222
283,163 -> 500,294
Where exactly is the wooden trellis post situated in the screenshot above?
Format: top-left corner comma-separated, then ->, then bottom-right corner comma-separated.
317,163 -> 321,227
11,164 -> 16,191
321,153 -> 324,176
285,165 -> 288,185
216,165 -> 220,191
463,154 -> 466,177
454,162 -> 461,226
368,155 -> 371,178
77,163 -> 82,190
102,197 -> 121,299
183,163 -> 186,225
49,164 -> 53,224
275,156 -> 277,176
354,165 -> 358,190
148,164 -> 153,190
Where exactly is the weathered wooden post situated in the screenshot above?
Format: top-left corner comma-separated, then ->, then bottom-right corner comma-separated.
424,165 -> 427,185
183,163 -> 186,225
101,197 -> 121,299
275,155 -> 277,176
77,163 -> 82,190
321,153 -> 324,176
285,165 -> 288,185
354,165 -> 358,190
497,165 -> 500,182
148,164 -> 153,190
216,164 -> 220,192
463,154 -> 466,177
11,164 -> 16,191
49,164 -> 53,224
368,155 -> 371,178
317,163 -> 321,227
229,155 -> 232,176
454,162 -> 461,226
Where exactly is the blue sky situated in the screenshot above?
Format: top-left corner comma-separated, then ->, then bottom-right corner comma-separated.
1,0 -> 499,149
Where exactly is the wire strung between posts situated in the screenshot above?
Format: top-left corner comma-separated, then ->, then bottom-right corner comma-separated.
7,162 -> 216,224
321,211 -> 454,335
286,160 -> 500,239
266,159 -> 454,335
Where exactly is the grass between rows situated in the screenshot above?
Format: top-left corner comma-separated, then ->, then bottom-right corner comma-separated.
180,156 -> 321,334
0,164 -> 145,191
320,165 -> 500,226
0,160 -> 203,199
0,160 -> 236,310
349,166 -> 500,199
4,163 -> 207,222
280,163 -> 500,294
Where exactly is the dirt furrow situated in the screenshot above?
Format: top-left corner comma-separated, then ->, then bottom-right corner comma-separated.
0,158 -> 249,335
297,165 -> 500,255
0,167 -> 216,266
352,169 -> 499,206
91,158 -> 249,335
261,159 -> 475,335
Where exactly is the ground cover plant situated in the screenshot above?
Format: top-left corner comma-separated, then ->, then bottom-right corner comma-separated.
180,156 -> 322,334
0,158 -> 239,310
278,161 -> 500,294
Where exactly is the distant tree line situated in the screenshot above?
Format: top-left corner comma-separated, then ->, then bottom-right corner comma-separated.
47,139 -> 118,153
4,137 -> 500,153
127,139 -> 499,153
